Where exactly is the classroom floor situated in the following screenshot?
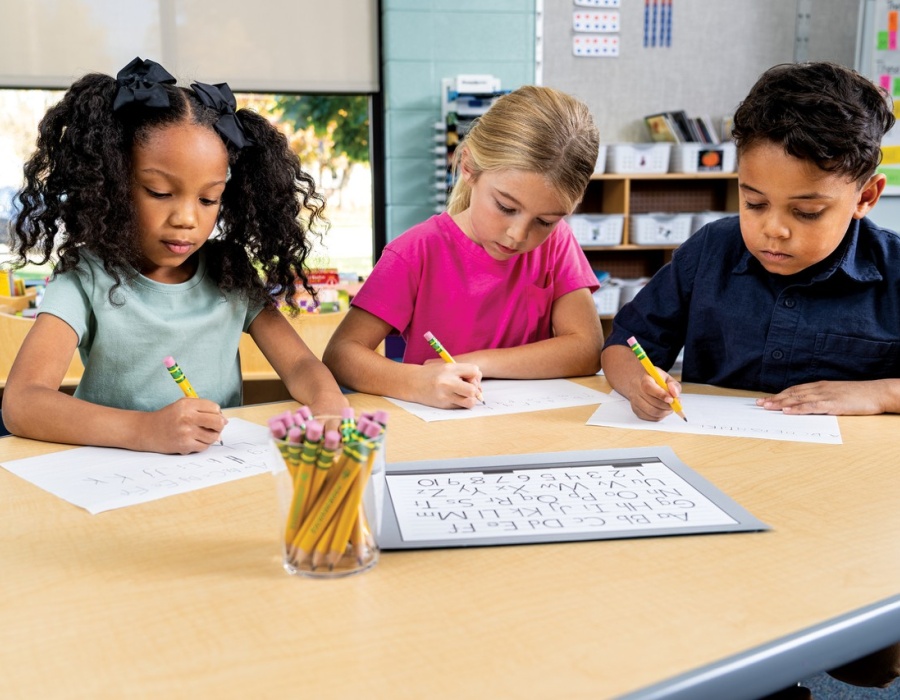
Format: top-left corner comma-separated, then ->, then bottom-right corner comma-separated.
802,672 -> 900,698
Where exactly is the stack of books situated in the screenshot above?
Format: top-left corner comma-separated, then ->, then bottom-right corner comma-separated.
644,111 -> 721,144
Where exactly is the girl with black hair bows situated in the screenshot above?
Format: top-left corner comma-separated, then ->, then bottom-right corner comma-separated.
3,57 -> 348,454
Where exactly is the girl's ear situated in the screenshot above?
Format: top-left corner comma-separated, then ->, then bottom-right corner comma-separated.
853,173 -> 887,219
459,147 -> 476,183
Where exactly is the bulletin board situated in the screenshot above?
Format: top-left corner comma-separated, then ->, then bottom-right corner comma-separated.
378,446 -> 768,550
857,0 -> 900,194
541,0 -> 858,143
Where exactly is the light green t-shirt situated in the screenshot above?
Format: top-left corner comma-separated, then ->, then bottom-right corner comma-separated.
38,251 -> 264,411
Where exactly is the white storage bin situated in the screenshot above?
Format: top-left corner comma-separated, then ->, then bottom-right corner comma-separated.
592,283 -> 621,316
671,142 -> 736,173
568,213 -> 624,246
630,213 -> 693,245
614,277 -> 650,308
606,143 -> 671,174
594,144 -> 608,174
691,210 -> 735,234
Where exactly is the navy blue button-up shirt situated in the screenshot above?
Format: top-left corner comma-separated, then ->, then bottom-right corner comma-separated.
605,215 -> 900,393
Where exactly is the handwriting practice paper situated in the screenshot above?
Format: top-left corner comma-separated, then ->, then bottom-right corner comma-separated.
385,378 -> 608,422
0,418 -> 278,514
586,392 -> 842,444
379,447 -> 767,549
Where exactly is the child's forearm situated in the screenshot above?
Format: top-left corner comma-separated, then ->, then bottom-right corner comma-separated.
3,384 -> 153,449
283,356 -> 349,417
461,332 -> 602,379
599,344 -> 648,397
323,340 -> 429,403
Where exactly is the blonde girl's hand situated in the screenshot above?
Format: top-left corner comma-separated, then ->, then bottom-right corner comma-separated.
629,370 -> 682,422
421,361 -> 483,409
142,398 -> 228,454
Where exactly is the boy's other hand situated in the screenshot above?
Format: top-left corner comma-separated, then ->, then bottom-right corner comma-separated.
757,379 -> 889,415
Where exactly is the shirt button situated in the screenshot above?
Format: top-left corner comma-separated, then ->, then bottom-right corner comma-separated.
772,350 -> 784,360
784,298 -> 796,308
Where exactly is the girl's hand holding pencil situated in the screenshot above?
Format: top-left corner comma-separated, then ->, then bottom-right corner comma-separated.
421,331 -> 484,409
151,355 -> 226,454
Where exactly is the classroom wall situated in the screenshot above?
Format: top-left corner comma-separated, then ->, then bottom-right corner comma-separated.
379,0 -> 900,242
380,0 -> 536,242
541,0 -> 857,143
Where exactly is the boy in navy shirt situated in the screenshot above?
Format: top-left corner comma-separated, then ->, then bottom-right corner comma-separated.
603,62 -> 900,421
602,61 -> 900,694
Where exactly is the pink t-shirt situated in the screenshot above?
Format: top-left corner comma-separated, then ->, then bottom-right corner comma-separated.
352,212 -> 599,365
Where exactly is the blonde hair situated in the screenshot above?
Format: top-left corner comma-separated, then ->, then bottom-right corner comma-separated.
446,85 -> 599,215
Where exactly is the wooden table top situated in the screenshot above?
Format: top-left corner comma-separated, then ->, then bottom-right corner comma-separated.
2,376 -> 899,699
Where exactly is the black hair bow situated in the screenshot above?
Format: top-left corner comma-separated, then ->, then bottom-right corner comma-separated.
191,81 -> 254,149
113,57 -> 176,112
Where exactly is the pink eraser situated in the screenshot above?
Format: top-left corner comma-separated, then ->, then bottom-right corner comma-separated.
627,336 -> 637,346
304,419 -> 323,442
341,407 -> 355,419
267,417 -> 286,438
297,405 -> 313,421
373,410 -> 389,426
324,430 -> 341,449
423,331 -> 434,341
363,421 -> 382,439
163,356 -> 176,368
287,426 -> 302,444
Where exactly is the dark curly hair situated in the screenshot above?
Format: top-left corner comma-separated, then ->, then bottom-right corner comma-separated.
732,61 -> 895,184
10,69 -> 325,309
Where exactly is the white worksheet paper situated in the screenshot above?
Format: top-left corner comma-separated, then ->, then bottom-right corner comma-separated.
1,418 -> 279,514
385,378 -> 608,422
586,392 -> 842,444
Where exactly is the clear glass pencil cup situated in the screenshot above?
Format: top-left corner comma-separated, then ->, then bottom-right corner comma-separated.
270,416 -> 384,578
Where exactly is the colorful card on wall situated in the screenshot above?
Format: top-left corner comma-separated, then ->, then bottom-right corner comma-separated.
573,35 -> 619,57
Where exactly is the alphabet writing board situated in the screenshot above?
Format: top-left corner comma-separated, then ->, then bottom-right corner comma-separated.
378,446 -> 767,549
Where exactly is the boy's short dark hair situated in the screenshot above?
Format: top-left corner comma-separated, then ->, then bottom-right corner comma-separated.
731,61 -> 895,182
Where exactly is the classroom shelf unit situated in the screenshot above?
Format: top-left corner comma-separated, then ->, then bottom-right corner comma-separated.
577,172 -> 739,323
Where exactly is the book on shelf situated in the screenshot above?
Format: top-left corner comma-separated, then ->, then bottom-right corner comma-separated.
644,110 -> 723,144
644,113 -> 682,143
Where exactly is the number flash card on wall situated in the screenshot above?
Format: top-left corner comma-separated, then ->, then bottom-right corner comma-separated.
573,34 -> 620,57
573,10 -> 620,33
574,0 -> 620,7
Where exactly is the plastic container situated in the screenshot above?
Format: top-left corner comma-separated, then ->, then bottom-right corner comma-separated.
568,213 -> 624,246
592,283 -> 621,316
690,211 -> 735,234
614,277 -> 650,308
606,143 -> 672,174
630,213 -> 693,245
670,142 -> 736,173
593,144 -> 608,174
271,413 -> 384,578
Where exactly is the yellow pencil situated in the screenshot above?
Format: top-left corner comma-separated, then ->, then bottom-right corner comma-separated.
163,355 -> 199,398
626,336 -> 687,422
423,331 -> 484,403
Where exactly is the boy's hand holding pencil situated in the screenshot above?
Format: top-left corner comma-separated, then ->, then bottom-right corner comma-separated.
626,337 -> 687,423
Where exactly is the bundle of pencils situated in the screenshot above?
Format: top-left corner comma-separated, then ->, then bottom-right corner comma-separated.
268,406 -> 386,572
